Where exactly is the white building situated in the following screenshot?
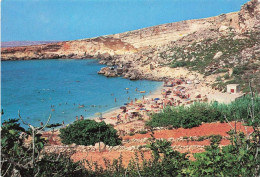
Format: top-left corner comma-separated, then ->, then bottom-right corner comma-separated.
227,84 -> 240,94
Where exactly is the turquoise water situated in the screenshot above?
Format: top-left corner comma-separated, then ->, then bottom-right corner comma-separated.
1,59 -> 162,126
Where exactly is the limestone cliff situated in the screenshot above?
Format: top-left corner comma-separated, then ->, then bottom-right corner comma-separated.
1,0 -> 259,61
1,37 -> 137,60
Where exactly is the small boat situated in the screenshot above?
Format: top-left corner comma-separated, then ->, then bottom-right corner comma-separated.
125,88 -> 129,90
140,91 -> 145,93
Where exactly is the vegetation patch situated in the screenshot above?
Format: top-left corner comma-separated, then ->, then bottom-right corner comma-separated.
59,119 -> 121,146
146,94 -> 260,129
162,32 -> 260,92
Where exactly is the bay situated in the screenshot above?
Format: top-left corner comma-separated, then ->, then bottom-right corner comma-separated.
1,59 -> 162,126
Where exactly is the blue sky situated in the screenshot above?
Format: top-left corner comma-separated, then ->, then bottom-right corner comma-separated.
2,0 -> 248,42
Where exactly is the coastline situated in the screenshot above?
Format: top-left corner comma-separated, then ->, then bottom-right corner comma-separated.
92,83 -> 164,125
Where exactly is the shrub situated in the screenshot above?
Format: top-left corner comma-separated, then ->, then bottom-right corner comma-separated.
197,136 -> 206,141
171,61 -> 188,68
232,66 -> 245,75
129,132 -> 135,136
139,130 -> 147,134
59,120 -> 121,146
215,69 -> 229,74
223,73 -> 230,79
216,76 -> 222,82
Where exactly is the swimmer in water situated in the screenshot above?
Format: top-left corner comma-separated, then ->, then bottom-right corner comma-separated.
80,115 -> 84,120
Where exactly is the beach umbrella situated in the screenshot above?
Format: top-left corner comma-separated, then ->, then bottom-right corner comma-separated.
154,98 -> 160,101
136,100 -> 142,104
95,112 -> 103,118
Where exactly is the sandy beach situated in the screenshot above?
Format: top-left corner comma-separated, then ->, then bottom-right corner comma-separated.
92,68 -> 244,133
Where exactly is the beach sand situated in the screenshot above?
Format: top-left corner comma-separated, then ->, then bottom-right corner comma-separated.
92,67 -> 243,131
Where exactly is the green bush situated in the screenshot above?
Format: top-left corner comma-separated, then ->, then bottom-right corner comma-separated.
59,120 -> 121,146
223,73 -> 230,79
215,69 -> 229,74
197,136 -> 206,141
139,130 -> 148,134
171,61 -> 188,68
215,76 -> 222,82
232,66 -> 245,75
129,132 -> 135,136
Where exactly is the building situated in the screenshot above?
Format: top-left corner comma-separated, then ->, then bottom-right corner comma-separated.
227,84 -> 240,94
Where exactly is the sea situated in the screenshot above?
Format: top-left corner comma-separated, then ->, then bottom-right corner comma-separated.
1,59 -> 162,127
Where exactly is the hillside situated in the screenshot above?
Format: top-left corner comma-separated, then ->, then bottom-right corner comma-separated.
1,0 -> 259,90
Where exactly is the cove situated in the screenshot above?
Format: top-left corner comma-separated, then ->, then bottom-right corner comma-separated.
1,59 -> 162,126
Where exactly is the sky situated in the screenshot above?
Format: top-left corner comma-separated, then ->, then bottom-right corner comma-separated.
1,0 -> 249,42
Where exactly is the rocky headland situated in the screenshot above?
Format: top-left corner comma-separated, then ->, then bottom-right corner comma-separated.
1,0 -> 260,83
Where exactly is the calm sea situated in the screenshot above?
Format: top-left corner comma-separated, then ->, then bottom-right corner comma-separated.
1,59 -> 162,126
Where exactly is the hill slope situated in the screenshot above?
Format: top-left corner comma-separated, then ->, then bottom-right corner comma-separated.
1,0 -> 259,90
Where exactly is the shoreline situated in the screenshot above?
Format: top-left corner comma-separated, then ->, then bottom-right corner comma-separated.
91,74 -> 244,130
92,83 -> 164,125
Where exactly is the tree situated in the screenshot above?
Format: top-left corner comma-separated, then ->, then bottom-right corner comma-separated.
59,119 -> 121,146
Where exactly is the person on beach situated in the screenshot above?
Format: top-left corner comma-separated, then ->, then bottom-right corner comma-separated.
40,122 -> 43,127
62,121 -> 65,127
80,115 -> 84,120
76,116 -> 79,121
117,114 -> 121,122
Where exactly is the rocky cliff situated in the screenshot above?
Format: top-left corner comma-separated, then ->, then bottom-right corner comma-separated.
2,0 -> 259,61
1,37 -> 138,60
1,0 -> 260,88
